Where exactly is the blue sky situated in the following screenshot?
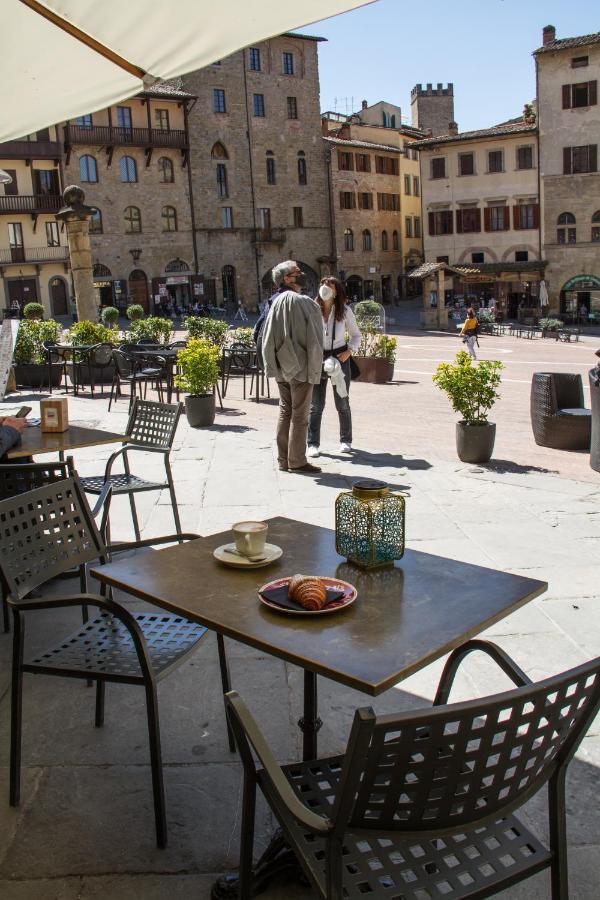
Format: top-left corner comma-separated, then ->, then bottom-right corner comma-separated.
297,0 -> 599,130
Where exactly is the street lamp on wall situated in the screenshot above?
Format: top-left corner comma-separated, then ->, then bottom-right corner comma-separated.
129,248 -> 142,263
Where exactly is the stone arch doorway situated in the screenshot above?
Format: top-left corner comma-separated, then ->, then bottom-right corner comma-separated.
222,265 -> 237,307
260,261 -> 318,299
128,269 -> 149,313
346,275 -> 363,301
49,276 -> 68,316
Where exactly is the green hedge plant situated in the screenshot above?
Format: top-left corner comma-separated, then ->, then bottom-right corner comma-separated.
126,304 -> 145,321
127,316 -> 173,345
101,306 -> 120,327
67,320 -> 118,346
539,317 -> 564,332
184,317 -> 229,346
175,338 -> 221,396
226,327 -> 254,348
354,299 -> 380,319
433,350 -> 503,425
13,319 -> 62,365
23,302 -> 45,320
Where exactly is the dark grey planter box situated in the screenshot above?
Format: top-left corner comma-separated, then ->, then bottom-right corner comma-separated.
456,421 -> 496,463
185,393 -> 216,427
14,363 -> 62,389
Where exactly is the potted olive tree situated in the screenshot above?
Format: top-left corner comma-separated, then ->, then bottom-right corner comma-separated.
433,350 -> 503,463
175,338 -> 221,427
352,300 -> 396,383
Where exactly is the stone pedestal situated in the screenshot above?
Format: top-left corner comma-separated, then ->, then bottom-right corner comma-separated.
55,185 -> 97,323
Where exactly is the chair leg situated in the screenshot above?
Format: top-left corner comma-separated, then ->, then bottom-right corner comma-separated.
238,773 -> 257,900
127,493 -> 142,542
165,460 -> 182,538
95,680 -> 105,727
215,382 -> 224,411
217,635 -> 235,753
144,679 -> 167,848
549,770 -> 569,899
9,609 -> 25,807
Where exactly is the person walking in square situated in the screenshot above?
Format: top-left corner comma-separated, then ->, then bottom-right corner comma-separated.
261,261 -> 324,474
308,277 -> 361,456
460,307 -> 479,361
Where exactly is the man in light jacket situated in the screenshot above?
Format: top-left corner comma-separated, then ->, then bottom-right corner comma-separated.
261,261 -> 324,473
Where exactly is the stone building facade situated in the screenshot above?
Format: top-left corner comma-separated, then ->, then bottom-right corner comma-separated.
535,26 -> 600,318
411,84 -> 455,138
0,124 -> 70,317
323,118 -> 424,303
414,119 -> 543,318
182,32 -> 333,308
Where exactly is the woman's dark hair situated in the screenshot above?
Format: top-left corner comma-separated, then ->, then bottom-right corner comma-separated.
317,276 -> 347,321
467,307 -> 475,317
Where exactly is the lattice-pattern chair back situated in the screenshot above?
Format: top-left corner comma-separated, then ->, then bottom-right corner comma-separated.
126,399 -> 182,449
89,342 -> 114,367
0,477 -> 106,601
0,458 -> 74,501
342,658 -> 600,835
113,349 -> 135,379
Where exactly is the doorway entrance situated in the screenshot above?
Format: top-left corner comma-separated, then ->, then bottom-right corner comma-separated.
128,269 -> 149,313
49,277 -> 68,316
7,278 -> 37,309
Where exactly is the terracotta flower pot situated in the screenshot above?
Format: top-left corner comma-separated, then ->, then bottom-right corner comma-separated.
353,357 -> 394,384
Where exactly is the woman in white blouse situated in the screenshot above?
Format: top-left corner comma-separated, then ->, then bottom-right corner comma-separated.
308,277 -> 361,456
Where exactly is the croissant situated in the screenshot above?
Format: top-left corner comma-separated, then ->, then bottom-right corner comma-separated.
288,574 -> 327,611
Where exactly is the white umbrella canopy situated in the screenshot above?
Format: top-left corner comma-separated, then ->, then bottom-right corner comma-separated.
1,0 -> 374,143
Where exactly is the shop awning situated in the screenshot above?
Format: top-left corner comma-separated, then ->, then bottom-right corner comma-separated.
1,0 -> 374,142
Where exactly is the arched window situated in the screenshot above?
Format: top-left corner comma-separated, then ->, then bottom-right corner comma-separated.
392,229 -> 399,250
592,210 -> 600,242
93,263 -> 111,277
79,154 -> 97,183
381,230 -> 388,251
266,151 -> 276,185
158,157 -> 174,183
161,205 -> 178,232
391,115 -> 396,128
119,156 -> 137,183
124,206 -> 141,233
344,228 -> 354,251
362,229 -> 372,251
297,151 -> 307,185
211,141 -> 229,159
165,258 -> 190,272
557,211 -> 576,244
89,207 -> 103,234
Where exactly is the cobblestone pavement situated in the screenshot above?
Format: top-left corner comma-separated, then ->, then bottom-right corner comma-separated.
0,327 -> 598,898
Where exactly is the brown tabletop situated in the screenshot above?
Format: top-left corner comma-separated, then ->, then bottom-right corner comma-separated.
6,424 -> 125,459
91,517 -> 547,696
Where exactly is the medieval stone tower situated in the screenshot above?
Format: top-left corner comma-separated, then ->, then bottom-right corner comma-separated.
410,83 -> 454,137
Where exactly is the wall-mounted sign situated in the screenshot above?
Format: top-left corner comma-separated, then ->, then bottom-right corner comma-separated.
166,275 -> 189,285
562,274 -> 600,292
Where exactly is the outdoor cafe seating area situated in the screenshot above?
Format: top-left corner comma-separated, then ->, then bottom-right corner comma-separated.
0,384 -> 598,899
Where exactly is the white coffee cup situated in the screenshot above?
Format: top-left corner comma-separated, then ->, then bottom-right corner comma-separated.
232,520 -> 268,557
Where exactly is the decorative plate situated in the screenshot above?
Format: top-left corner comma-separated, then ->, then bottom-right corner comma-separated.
258,576 -> 357,615
213,542 -> 282,569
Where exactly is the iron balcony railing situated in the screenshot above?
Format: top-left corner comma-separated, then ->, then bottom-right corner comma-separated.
0,245 -> 69,265
0,194 -> 62,214
63,124 -> 188,149
252,227 -> 286,244
0,139 -> 61,160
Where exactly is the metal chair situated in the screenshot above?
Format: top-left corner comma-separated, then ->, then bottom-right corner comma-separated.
222,344 -> 260,401
530,373 -> 591,450
80,399 -> 182,542
108,349 -> 164,411
225,640 -> 600,900
0,475 -> 233,848
41,341 -> 70,394
87,342 -> 116,396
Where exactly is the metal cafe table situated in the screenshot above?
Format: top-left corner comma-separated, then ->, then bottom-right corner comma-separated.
91,517 -> 546,762
6,423 -> 125,461
127,347 -> 180,403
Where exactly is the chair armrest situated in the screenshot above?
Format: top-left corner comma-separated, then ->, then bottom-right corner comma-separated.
106,533 -> 199,554
12,591 -> 119,612
89,482 -> 112,541
433,639 -> 531,707
226,691 -> 332,835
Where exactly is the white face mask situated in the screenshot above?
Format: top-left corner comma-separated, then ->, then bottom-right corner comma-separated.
319,284 -> 335,302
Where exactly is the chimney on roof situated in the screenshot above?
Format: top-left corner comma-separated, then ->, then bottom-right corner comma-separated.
542,25 -> 556,45
448,121 -> 458,136
361,99 -> 368,110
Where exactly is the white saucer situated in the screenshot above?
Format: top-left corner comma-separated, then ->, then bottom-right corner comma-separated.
213,542 -> 283,569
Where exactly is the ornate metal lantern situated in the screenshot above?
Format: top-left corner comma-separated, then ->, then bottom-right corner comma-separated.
335,479 -> 405,569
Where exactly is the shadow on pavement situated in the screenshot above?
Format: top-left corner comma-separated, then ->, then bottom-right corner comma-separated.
340,448 -> 432,471
482,459 -> 560,475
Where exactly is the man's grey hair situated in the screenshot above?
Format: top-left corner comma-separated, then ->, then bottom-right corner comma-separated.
272,260 -> 297,287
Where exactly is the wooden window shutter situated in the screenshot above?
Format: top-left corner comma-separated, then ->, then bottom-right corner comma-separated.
339,191 -> 344,208
352,192 -> 357,208
445,211 -> 453,235
503,206 -> 510,230
474,208 -> 481,231
589,81 -> 597,106
456,209 -> 463,233
562,84 -> 572,109
513,206 -> 522,230
532,204 -> 540,229
590,144 -> 598,172
563,147 -> 572,174
483,207 -> 491,231
428,211 -> 435,235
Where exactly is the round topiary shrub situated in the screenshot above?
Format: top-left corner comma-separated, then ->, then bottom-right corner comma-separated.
101,306 -> 120,327
23,302 -> 44,320
126,304 -> 145,321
